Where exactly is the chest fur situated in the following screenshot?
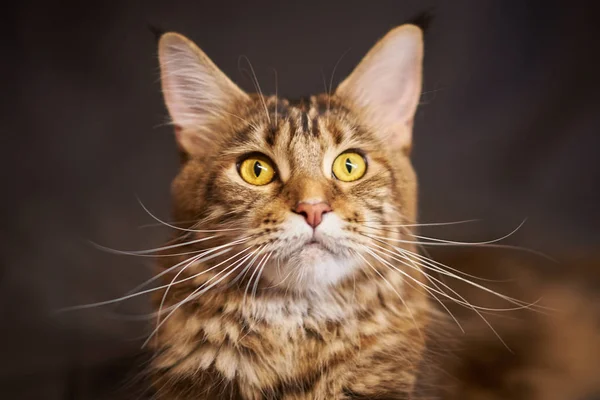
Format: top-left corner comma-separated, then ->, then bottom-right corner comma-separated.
150,288 -> 428,399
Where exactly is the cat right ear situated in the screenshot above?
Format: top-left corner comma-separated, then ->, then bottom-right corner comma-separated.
158,33 -> 249,156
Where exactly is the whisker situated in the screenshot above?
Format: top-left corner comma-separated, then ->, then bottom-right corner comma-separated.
362,232 -> 510,283
393,255 -> 514,351
89,235 -> 220,257
124,237 -> 252,294
327,47 -> 352,118
359,219 -> 481,228
155,245 -> 255,333
365,219 -> 527,247
243,251 -> 270,306
58,238 -> 253,312
218,110 -> 261,132
137,219 -> 205,230
367,243 -> 541,312
412,226 -> 526,245
57,249 -> 230,312
415,240 -> 557,262
272,68 -> 278,127
263,259 -> 297,289
362,220 -> 556,262
354,242 -> 458,328
227,245 -> 265,288
252,252 -> 272,301
360,245 -> 512,351
238,56 -> 271,124
149,247 -> 262,320
137,198 -> 243,233
364,235 -> 547,311
351,248 -> 424,341
396,251 -> 465,333
143,246 -> 261,348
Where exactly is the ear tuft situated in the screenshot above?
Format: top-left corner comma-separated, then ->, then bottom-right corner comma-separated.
148,24 -> 166,44
405,9 -> 435,33
336,24 -> 424,152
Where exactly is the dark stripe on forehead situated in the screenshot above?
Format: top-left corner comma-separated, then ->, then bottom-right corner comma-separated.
230,123 -> 256,146
311,115 -> 320,137
327,120 -> 344,145
301,112 -> 309,134
287,116 -> 297,147
314,95 -> 329,114
287,97 -> 311,111
265,125 -> 277,147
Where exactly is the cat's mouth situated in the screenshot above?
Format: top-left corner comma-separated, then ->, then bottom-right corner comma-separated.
305,240 -> 324,250
301,235 -> 335,253
303,238 -> 323,248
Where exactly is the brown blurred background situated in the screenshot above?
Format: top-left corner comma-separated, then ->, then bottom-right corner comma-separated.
3,0 -> 600,399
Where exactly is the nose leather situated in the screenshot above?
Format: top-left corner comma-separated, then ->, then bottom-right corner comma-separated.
294,202 -> 332,228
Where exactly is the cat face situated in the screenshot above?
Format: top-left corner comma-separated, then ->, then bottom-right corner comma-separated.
158,26 -> 423,292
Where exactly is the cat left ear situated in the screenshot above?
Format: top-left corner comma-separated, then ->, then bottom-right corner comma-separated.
158,32 -> 249,156
336,25 -> 423,153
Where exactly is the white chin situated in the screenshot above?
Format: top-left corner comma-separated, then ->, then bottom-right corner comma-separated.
263,244 -> 357,292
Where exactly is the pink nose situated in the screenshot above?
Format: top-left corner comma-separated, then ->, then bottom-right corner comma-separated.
294,202 -> 332,228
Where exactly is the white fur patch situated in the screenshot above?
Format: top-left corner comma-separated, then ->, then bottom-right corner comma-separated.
262,212 -> 360,292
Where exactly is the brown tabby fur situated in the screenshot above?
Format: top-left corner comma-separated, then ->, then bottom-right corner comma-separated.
149,90 -> 433,399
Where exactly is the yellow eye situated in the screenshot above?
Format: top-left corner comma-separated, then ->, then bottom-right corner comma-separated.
332,152 -> 367,182
238,154 -> 276,186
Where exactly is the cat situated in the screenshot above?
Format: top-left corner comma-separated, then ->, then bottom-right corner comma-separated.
148,23 -> 440,399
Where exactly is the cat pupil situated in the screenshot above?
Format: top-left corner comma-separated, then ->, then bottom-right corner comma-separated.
345,158 -> 354,174
253,161 -> 262,177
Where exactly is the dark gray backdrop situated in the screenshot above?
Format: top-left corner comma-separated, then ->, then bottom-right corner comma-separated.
4,1 -> 600,398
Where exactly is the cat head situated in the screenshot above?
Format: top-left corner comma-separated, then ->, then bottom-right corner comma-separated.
157,25 -> 423,293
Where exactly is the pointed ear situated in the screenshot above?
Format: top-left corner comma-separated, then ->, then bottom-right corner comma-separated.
158,33 -> 249,155
336,25 -> 423,153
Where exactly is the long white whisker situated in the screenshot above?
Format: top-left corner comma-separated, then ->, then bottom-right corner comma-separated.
138,219 -> 204,229
150,247 -> 261,320
239,56 -> 271,124
365,236 -> 546,311
123,237 -> 251,295
327,47 -> 352,117
263,259 -> 298,289
398,249 -> 546,310
360,245 -> 512,351
227,245 -> 265,288
387,251 -> 517,351
155,246 -> 254,334
142,246 -> 261,348
218,109 -> 261,132
360,219 -> 480,228
363,233 -> 510,283
391,249 -> 465,333
272,68 -> 278,126
90,235 -> 219,257
364,219 -> 527,247
352,248 -> 424,341
252,252 -> 272,300
137,198 -> 242,233
57,249 -> 230,312
243,251 -> 269,306
367,243 -> 540,312
58,238 -> 253,312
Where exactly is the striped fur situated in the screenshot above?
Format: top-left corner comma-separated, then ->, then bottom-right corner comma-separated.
150,25 -> 435,399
